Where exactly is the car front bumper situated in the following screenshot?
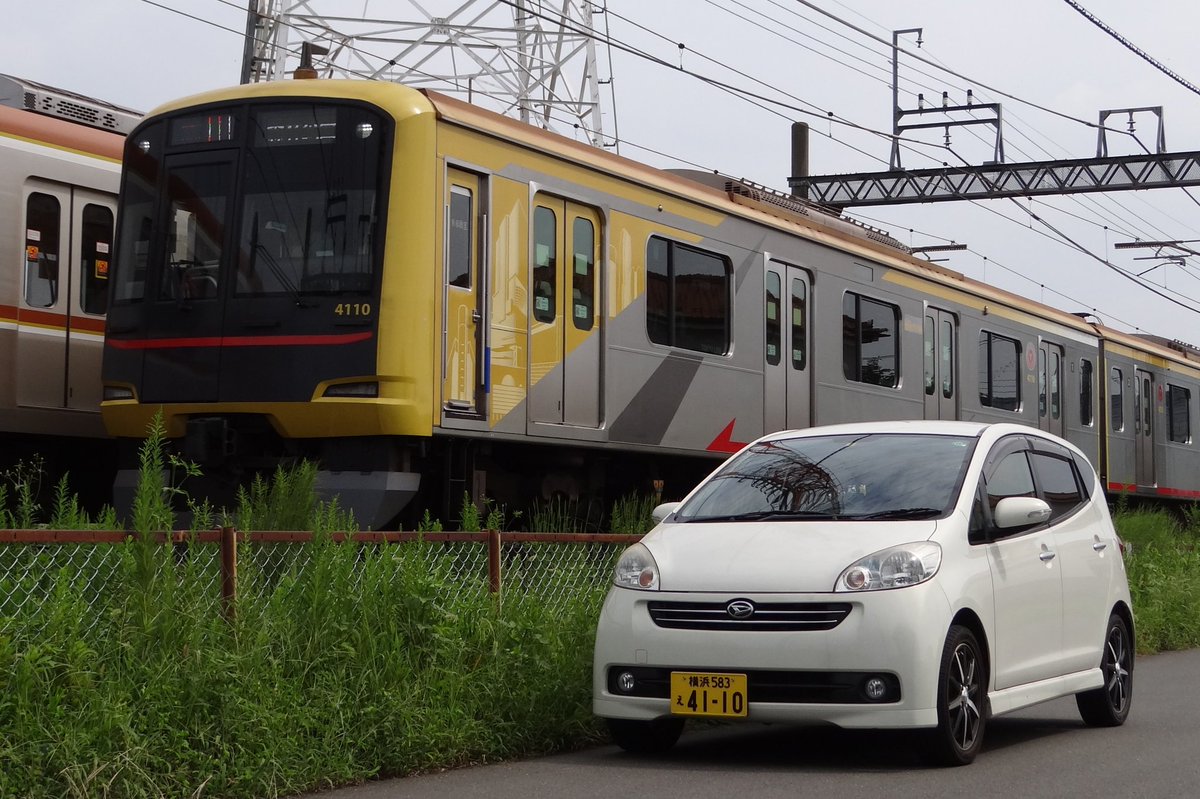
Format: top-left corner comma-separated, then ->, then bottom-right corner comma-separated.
592,581 -> 953,729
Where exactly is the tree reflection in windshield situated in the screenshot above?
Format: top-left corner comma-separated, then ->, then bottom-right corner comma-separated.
677,433 -> 977,522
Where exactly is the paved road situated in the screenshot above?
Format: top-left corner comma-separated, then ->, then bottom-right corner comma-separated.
305,649 -> 1200,799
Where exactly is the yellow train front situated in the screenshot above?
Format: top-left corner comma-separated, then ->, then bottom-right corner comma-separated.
101,78 -> 713,527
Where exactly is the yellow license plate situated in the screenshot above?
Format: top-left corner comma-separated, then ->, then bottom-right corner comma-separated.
670,671 -> 748,718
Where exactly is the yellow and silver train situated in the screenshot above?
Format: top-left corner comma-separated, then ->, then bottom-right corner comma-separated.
100,77 -> 1200,527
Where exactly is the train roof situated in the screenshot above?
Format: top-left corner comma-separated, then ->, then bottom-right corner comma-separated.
0,74 -> 141,135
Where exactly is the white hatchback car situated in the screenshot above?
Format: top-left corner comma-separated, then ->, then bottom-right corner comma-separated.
593,421 -> 1133,765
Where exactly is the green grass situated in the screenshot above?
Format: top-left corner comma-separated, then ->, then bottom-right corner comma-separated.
2,427 -> 1199,796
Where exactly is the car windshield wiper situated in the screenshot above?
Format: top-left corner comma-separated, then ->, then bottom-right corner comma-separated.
849,507 -> 944,521
684,510 -> 841,522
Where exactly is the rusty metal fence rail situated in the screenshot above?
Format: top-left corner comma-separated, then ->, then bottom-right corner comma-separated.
0,528 -> 642,633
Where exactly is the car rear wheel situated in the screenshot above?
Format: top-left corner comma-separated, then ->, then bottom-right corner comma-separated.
1076,612 -> 1133,727
924,624 -> 986,766
606,717 -> 684,754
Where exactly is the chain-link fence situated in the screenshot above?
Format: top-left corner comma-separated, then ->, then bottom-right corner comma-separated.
0,529 -> 640,636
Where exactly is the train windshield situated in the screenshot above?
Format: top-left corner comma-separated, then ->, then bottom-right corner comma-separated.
112,101 -> 388,303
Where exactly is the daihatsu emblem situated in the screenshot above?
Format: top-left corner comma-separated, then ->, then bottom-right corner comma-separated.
727,599 -> 755,619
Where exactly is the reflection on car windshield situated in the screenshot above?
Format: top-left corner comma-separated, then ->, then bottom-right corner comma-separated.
676,433 -> 977,522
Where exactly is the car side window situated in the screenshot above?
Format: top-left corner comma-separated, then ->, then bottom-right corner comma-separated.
986,451 -> 1035,509
1029,452 -> 1084,522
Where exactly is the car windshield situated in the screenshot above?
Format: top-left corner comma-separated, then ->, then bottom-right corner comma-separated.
675,433 -> 978,522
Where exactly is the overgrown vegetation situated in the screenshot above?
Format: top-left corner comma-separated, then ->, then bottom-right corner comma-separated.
1114,502 -> 1200,652
2,432 -> 1199,796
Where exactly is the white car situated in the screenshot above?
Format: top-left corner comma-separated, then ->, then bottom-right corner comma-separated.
593,420 -> 1133,765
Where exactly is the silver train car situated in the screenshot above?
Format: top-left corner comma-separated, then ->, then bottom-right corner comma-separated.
98,78 -> 1200,527
0,75 -> 137,492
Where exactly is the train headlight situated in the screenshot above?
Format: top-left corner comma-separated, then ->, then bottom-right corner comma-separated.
102,385 -> 136,401
322,381 -> 379,398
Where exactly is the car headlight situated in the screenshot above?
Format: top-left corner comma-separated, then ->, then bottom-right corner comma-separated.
835,542 -> 941,592
613,543 -> 660,590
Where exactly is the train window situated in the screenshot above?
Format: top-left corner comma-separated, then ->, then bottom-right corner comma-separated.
114,123 -> 163,303
159,163 -> 230,301
1030,452 -> 1084,521
447,186 -> 473,290
941,319 -> 954,399
645,236 -> 730,355
765,271 -> 781,366
238,104 -> 386,296
843,293 -> 899,388
80,204 -> 113,315
1110,368 -> 1124,432
24,192 -> 61,308
1080,358 -> 1094,426
1167,384 -> 1191,443
1050,350 -> 1061,420
791,278 -> 807,370
572,217 -> 595,331
1038,348 -> 1046,417
533,206 -> 557,323
924,316 -> 935,395
978,331 -> 1020,411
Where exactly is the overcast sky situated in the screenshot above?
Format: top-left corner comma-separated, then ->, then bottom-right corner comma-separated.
8,0 -> 1200,344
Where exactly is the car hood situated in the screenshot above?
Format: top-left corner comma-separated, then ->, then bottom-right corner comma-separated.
644,520 -> 940,593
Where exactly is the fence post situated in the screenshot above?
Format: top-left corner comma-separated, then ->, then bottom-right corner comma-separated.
220,525 -> 238,622
487,528 -> 501,595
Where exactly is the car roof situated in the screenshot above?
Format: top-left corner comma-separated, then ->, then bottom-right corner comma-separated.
763,420 -> 991,441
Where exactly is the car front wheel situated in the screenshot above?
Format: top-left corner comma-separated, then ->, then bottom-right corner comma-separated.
1076,612 -> 1133,726
924,624 -> 987,766
606,717 -> 684,754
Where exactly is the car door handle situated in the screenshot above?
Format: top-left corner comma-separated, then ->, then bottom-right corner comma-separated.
1039,550 -> 1057,562
1093,541 -> 1108,552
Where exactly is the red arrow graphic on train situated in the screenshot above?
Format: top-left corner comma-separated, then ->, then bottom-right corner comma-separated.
707,420 -> 749,454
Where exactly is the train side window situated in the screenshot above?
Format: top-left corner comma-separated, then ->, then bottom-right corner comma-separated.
842,292 -> 899,388
533,206 -> 556,323
765,271 -> 781,366
644,236 -> 730,355
81,204 -> 114,315
571,217 -> 595,331
791,278 -> 807,370
978,331 -> 1020,411
1038,348 -> 1047,417
1050,350 -> 1061,420
447,185 -> 473,290
941,319 -> 954,399
1079,358 -> 1094,426
923,315 -> 935,395
24,192 -> 61,308
1110,367 -> 1124,432
1167,384 -> 1191,443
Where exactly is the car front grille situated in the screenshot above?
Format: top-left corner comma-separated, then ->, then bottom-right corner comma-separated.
647,600 -> 852,632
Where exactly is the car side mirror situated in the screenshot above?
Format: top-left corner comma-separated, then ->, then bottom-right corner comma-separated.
651,502 -> 681,524
993,496 -> 1051,530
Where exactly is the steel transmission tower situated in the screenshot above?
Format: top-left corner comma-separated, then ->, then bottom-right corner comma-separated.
240,0 -> 617,149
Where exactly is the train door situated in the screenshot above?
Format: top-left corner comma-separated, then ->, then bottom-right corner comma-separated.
442,168 -> 486,417
528,194 -> 602,428
922,308 -> 956,420
1037,341 -> 1064,438
16,181 -> 114,412
1134,367 -> 1156,487
139,151 -> 236,403
764,259 -> 811,432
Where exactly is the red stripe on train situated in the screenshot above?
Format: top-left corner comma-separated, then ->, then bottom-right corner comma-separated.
106,331 -> 374,350
1107,481 -> 1200,499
